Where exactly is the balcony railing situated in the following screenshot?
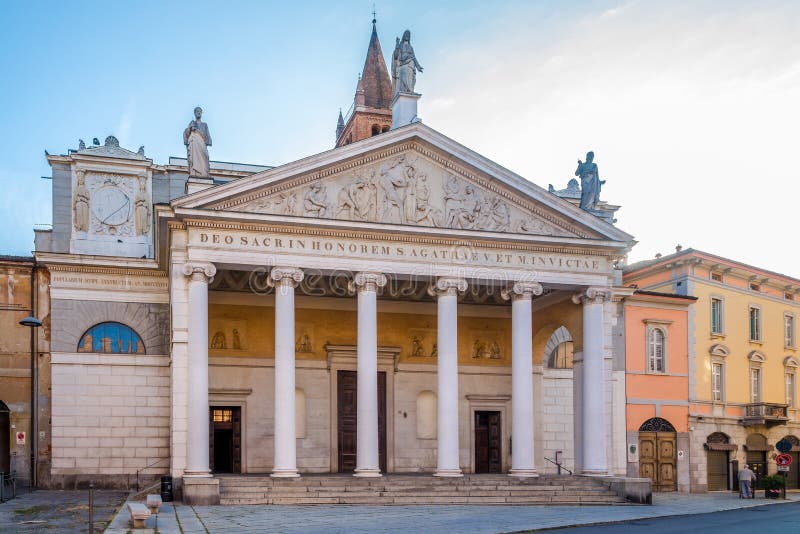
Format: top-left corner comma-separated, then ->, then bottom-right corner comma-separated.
742,402 -> 789,427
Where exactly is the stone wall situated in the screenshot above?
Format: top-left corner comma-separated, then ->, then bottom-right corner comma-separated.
538,368 -> 575,473
50,352 -> 170,488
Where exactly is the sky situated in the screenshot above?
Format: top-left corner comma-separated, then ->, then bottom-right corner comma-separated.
1,1 -> 799,276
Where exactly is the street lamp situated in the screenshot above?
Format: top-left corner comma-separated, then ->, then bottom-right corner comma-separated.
16,312 -> 42,488
19,316 -> 42,328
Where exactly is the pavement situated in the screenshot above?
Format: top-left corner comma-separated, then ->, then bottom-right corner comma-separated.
0,489 -> 128,533
4,489 -> 799,533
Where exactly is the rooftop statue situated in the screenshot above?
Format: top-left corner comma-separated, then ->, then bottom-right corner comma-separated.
392,30 -> 423,95
575,151 -> 604,212
183,107 -> 212,178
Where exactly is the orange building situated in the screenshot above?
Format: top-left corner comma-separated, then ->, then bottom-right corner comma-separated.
622,289 -> 695,492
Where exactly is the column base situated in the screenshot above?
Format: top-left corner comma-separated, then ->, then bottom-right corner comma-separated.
182,477 -> 219,505
581,469 -> 608,475
353,468 -> 382,478
271,469 -> 301,478
509,469 -> 539,478
182,470 -> 212,478
433,469 -> 463,477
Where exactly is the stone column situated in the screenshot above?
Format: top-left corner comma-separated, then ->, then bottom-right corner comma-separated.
572,287 -> 612,475
351,272 -> 387,477
182,262 -> 216,478
428,277 -> 467,477
503,281 -> 544,477
270,267 -> 304,478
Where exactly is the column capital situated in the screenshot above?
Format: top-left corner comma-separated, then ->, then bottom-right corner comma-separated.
182,262 -> 216,283
350,271 -> 387,293
268,266 -> 304,288
501,281 -> 543,301
427,277 -> 468,298
571,286 -> 613,305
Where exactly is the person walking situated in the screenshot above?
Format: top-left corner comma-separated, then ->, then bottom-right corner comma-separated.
738,464 -> 755,498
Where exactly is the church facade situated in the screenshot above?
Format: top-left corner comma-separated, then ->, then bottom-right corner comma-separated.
29,25 -> 640,503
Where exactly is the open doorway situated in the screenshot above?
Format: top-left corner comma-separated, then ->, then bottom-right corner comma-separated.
474,411 -> 502,473
209,406 -> 241,473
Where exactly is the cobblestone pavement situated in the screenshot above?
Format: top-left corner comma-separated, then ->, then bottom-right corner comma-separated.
188,492 -> 800,534
0,489 -> 128,533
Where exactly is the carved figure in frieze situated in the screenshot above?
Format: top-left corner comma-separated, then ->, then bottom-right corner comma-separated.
378,155 -> 411,224
337,177 -> 375,221
210,331 -> 227,349
410,172 -> 442,226
452,185 -> 481,229
430,343 -> 437,358
303,183 -> 330,217
73,170 -> 90,232
134,177 -> 150,235
411,336 -> 425,357
489,197 -> 510,231
489,341 -> 502,359
472,339 -> 487,359
232,329 -> 242,350
515,216 -> 556,236
443,174 -> 464,227
296,333 -> 313,353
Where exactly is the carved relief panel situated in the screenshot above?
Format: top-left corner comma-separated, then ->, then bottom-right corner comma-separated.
209,320 -> 247,353
229,150 -> 577,237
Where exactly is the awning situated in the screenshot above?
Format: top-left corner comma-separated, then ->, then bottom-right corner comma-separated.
704,443 -> 738,451
743,444 -> 772,452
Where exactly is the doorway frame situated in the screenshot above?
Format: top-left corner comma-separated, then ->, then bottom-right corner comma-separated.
326,344 -> 400,473
209,388 -> 251,474
466,394 -> 510,474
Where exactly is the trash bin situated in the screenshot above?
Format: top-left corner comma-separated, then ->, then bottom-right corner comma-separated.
160,475 -> 173,502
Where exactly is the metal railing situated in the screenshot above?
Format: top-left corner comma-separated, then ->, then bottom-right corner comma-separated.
0,472 -> 18,502
135,458 -> 170,491
745,402 -> 788,419
543,456 -> 573,475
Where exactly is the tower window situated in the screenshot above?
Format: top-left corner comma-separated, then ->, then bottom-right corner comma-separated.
371,124 -> 381,136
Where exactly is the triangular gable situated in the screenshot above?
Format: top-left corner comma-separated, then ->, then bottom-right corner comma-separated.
174,123 -> 634,243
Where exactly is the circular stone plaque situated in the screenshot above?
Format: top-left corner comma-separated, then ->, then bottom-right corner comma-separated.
92,186 -> 131,226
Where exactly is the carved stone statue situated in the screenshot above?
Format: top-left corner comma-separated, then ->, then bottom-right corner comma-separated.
411,336 -> 425,357
303,183 -> 330,217
392,30 -> 423,95
134,177 -> 150,235
210,331 -> 226,349
378,155 -> 411,223
575,151 -> 602,211
73,170 -> 90,232
183,107 -> 212,178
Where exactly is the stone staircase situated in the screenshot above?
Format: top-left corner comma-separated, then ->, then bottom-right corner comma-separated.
218,474 -> 628,505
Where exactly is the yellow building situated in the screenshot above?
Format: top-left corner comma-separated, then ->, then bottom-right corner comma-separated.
625,248 -> 800,491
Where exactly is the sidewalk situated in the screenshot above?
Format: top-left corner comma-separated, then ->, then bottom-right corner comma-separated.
104,491 -> 800,534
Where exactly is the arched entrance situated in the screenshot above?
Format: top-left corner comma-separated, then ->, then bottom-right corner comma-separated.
638,417 -> 677,492
0,401 -> 9,474
745,433 -> 769,489
705,432 -> 734,491
781,435 -> 800,489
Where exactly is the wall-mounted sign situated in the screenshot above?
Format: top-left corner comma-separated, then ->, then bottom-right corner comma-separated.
16,431 -> 25,445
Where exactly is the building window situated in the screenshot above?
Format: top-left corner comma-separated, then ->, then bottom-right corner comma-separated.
545,326 -> 574,369
712,362 -> 724,401
749,282 -> 761,292
647,327 -> 666,372
710,272 -> 724,283
212,408 -> 233,423
749,306 -> 762,342
711,297 -> 724,334
786,292 -> 795,301
786,372 -> 796,408
785,314 -> 796,348
77,322 -> 145,354
750,367 -> 762,403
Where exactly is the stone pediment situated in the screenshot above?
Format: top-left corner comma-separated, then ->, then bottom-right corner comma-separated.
178,124 -> 632,243
75,136 -> 148,161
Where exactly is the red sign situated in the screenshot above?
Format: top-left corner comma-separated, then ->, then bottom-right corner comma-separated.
776,453 -> 793,466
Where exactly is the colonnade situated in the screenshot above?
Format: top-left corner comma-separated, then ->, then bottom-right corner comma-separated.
180,263 -> 611,479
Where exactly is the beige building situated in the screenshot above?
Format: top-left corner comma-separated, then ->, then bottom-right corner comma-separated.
625,248 -> 800,492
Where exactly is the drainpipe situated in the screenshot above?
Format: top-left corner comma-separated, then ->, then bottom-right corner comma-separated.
30,259 -> 38,488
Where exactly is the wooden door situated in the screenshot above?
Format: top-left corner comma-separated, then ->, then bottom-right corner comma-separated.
337,371 -> 387,473
707,450 -> 729,491
475,411 -> 501,473
0,409 -> 9,474
638,432 -> 676,491
747,451 -> 766,489
787,452 -> 799,489
209,406 -> 241,474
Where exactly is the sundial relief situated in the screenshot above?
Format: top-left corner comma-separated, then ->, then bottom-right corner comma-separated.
230,153 -> 574,237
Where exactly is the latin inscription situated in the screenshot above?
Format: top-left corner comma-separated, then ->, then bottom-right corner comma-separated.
194,231 -> 606,272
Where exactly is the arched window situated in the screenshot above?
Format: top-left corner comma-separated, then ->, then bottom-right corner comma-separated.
371,124 -> 381,136
647,327 -> 666,372
78,322 -> 145,354
545,326 -> 574,369
639,417 -> 676,433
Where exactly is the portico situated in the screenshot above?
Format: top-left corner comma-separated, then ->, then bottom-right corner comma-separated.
158,121 -> 633,504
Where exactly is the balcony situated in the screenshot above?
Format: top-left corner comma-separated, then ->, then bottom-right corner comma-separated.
742,402 -> 789,427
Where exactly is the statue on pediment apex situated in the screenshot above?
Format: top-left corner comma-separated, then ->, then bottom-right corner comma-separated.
184,107 -> 212,178
392,30 -> 423,95
575,151 -> 604,212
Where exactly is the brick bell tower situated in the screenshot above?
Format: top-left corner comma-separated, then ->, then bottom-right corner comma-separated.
335,17 -> 394,147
